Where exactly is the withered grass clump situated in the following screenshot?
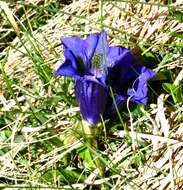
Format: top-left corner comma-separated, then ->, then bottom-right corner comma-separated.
0,0 -> 183,189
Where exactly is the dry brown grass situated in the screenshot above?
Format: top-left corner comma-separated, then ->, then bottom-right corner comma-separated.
1,0 -> 183,189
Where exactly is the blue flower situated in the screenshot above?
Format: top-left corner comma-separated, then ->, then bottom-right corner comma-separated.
106,46 -> 156,113
55,31 -> 156,124
55,32 -> 109,79
75,76 -> 108,124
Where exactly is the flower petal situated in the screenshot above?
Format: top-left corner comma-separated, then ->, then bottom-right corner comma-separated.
61,36 -> 87,61
107,93 -> 127,115
95,31 -> 109,55
75,78 -> 109,124
108,49 -> 139,88
55,50 -> 79,77
84,33 -> 100,60
91,31 -> 110,80
106,46 -> 130,67
127,67 -> 156,104
61,34 -> 99,66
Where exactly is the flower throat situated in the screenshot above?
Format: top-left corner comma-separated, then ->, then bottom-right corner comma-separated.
91,54 -> 103,76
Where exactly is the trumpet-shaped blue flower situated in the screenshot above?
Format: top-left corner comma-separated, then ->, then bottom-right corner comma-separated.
55,31 -> 156,124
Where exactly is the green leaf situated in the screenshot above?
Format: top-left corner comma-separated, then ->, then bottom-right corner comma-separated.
60,167 -> 86,183
151,72 -> 168,81
171,32 -> 183,39
34,111 -> 48,124
77,145 -> 96,170
162,83 -> 183,104
140,47 -> 159,67
170,11 -> 183,23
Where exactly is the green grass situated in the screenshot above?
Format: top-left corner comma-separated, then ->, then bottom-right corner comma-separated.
0,0 -> 183,189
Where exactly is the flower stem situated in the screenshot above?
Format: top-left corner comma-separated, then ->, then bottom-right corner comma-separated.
81,121 -> 105,176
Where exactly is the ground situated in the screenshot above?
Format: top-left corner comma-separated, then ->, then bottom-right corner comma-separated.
0,0 -> 183,189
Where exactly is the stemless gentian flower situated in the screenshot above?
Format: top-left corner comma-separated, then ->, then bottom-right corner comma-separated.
55,32 -> 110,125
106,46 -> 156,113
55,31 -> 156,125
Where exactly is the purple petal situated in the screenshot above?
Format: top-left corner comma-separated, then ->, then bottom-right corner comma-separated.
61,36 -> 87,61
108,49 -> 139,88
127,82 -> 148,104
55,50 -> 79,77
84,33 -> 100,60
106,46 -> 130,67
107,93 -> 127,114
90,31 -> 110,80
107,46 -> 156,105
75,78 -> 109,125
95,31 -> 109,55
127,67 -> 156,104
61,34 -> 99,66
